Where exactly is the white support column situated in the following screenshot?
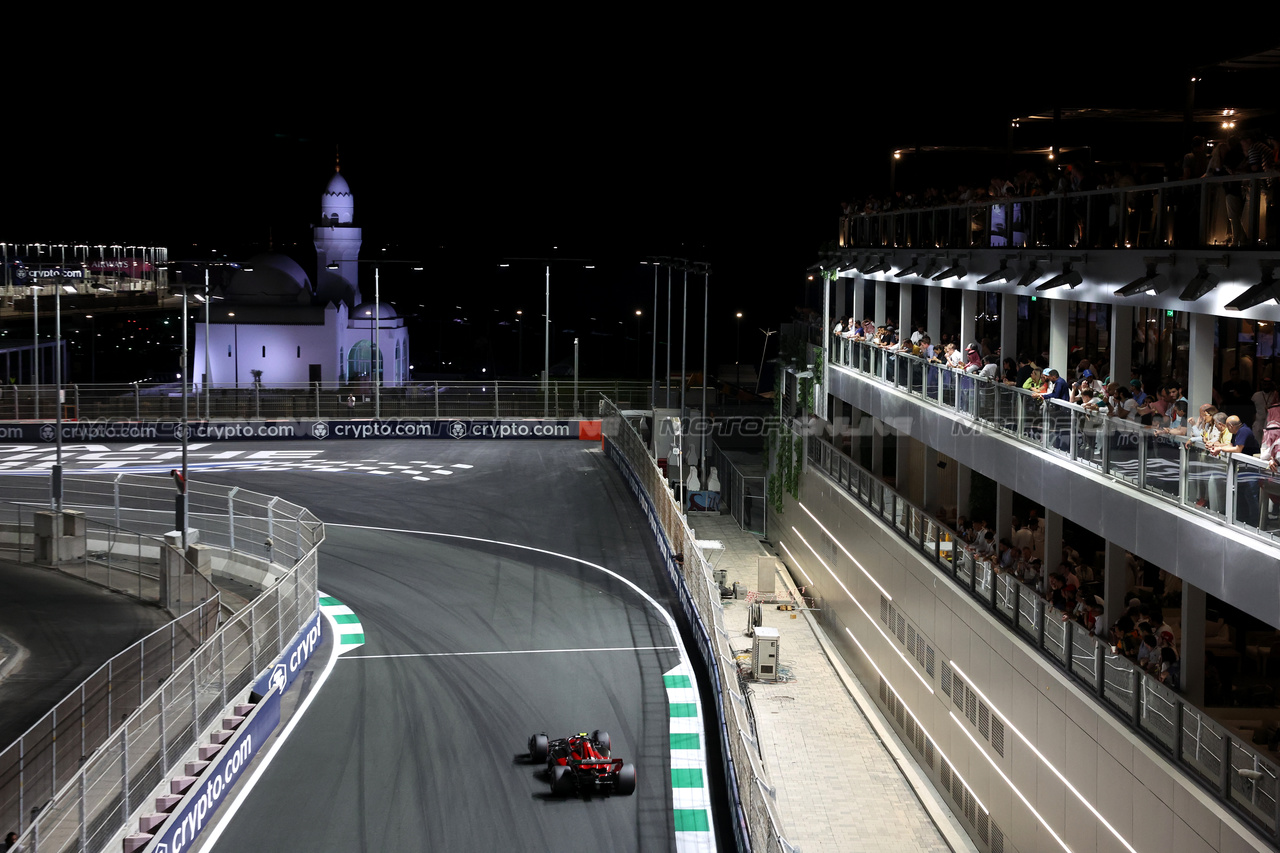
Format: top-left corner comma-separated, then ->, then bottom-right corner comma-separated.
927,287 -> 942,344
1187,311 -> 1215,415
1044,509 -> 1063,575
1000,292 -> 1019,364
955,460 -> 972,523
959,289 -> 978,351
1103,540 -> 1129,641
870,418 -> 884,477
996,483 -> 1013,542
896,432 -> 919,503
1181,582 -> 1206,707
922,446 -> 942,516
852,276 -> 866,325
833,273 -> 847,321
874,279 -> 888,328
898,281 -> 914,339
1049,298 -> 1070,376
1109,304 -> 1133,385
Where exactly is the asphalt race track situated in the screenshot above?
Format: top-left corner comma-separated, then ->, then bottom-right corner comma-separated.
56,438 -> 693,852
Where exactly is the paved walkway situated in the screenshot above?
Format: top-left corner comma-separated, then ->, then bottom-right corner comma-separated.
688,514 -> 973,853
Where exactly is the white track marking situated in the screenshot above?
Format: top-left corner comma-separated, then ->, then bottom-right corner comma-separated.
342,645 -> 679,660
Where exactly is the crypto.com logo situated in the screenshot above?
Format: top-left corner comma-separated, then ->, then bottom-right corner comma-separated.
267,663 -> 288,695
39,424 -> 55,442
311,422 -> 329,440
448,421 -> 468,439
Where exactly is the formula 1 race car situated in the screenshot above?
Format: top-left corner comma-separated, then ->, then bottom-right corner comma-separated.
527,730 -> 637,796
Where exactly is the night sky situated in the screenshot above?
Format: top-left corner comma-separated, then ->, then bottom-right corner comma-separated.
3,36 -> 1275,379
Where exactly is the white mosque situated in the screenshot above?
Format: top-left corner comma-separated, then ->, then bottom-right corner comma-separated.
193,165 -> 409,389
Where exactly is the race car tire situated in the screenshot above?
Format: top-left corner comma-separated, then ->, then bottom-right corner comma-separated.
591,730 -> 611,756
616,763 -> 636,795
551,764 -> 574,795
529,734 -> 549,763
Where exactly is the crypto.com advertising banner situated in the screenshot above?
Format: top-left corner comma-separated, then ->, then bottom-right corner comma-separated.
14,419 -> 599,443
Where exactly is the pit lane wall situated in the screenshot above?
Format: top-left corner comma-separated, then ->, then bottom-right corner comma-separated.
8,418 -> 603,443
599,399 -> 789,853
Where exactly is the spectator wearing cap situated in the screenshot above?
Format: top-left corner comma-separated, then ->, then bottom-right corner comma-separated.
1042,369 -> 1071,400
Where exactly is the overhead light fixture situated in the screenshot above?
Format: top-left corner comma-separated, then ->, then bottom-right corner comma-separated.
894,257 -> 920,278
863,256 -> 892,275
1225,267 -> 1279,311
1036,261 -> 1083,291
932,261 -> 967,282
1179,265 -> 1221,302
977,259 -> 1017,284
837,256 -> 860,273
1016,263 -> 1043,288
1116,261 -> 1170,297
921,257 -> 941,279
806,259 -> 825,272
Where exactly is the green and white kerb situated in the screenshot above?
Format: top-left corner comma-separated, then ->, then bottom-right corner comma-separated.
665,663 -> 715,852
318,593 -> 365,654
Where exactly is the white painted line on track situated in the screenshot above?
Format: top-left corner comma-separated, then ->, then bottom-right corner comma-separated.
327,521 -> 715,850
343,645 -> 679,660
200,604 -> 344,851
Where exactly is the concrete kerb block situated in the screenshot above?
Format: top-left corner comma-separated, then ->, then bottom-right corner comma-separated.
34,510 -> 87,565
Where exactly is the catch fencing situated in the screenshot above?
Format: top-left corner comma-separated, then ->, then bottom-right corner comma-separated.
0,475 -> 322,853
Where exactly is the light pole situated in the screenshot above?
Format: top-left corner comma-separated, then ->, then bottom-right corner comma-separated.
735,312 -> 743,373
179,282 -> 190,548
500,256 -> 593,416
699,263 -> 710,484
32,285 -> 40,419
85,315 -> 96,383
52,279 -> 64,512
635,309 -> 643,376
375,267 -> 381,419
648,261 -> 658,408
756,329 -> 777,395
516,310 -> 524,376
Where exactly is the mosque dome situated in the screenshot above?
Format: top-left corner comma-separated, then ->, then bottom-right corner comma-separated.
353,300 -> 397,320
225,253 -> 312,303
321,170 -> 354,225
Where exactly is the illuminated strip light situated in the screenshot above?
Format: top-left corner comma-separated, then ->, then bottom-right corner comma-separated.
792,526 -> 932,694
951,712 -> 1071,853
844,626 -> 983,814
950,663 -> 1139,853
777,539 -> 814,585
798,500 -> 892,601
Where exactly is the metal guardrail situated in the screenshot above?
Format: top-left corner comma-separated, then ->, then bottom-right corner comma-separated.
837,171 -> 1278,251
832,338 -> 1280,544
0,475 -> 323,853
601,396 -> 788,853
1,379 -> 655,422
806,432 -> 1280,840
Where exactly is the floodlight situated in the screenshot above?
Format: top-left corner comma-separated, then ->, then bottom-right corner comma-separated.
1178,265 -> 1220,302
894,258 -> 920,278
1016,264 -> 1043,288
921,257 -> 941,279
863,256 -> 892,275
837,256 -> 860,273
932,262 -> 967,282
1036,262 -> 1082,291
1225,268 -> 1279,311
977,260 -> 1017,284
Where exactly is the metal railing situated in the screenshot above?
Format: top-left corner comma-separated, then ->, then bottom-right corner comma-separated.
0,475 -> 322,852
838,171 -> 1278,251
806,432 -> 1280,840
832,338 -> 1280,544
601,397 -> 789,853
0,500 -> 219,615
708,440 -> 767,538
11,379 -> 655,422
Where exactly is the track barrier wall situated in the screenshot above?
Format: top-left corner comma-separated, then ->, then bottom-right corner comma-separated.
600,396 -> 789,853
